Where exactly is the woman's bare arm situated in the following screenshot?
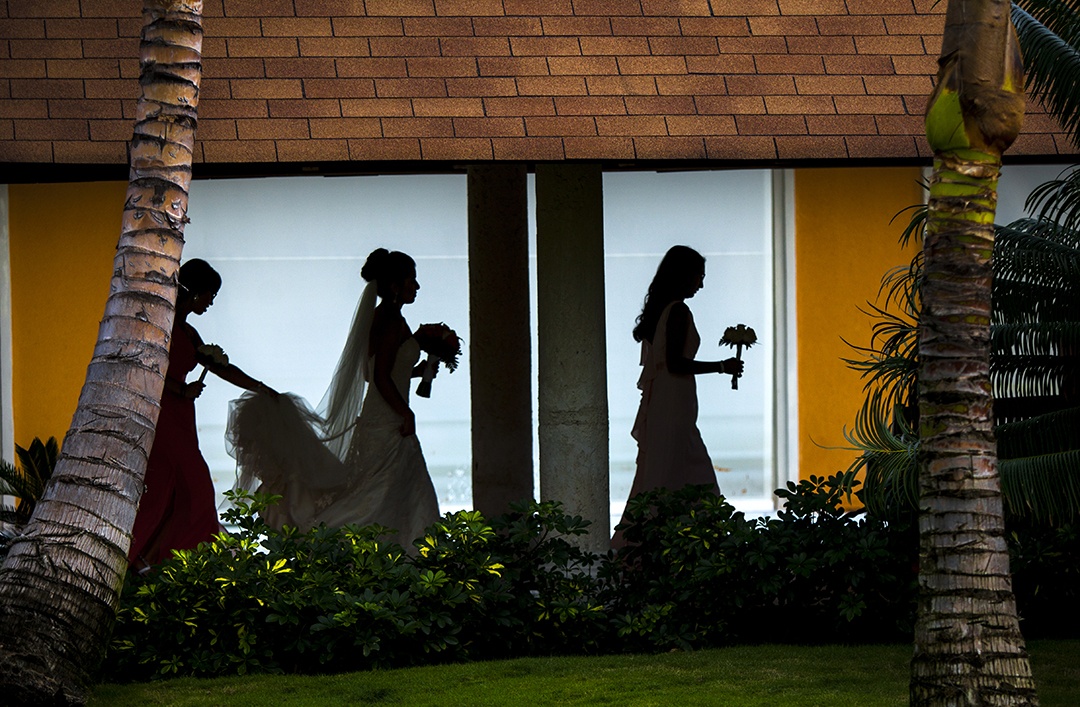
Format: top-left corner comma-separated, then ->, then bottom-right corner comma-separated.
191,325 -> 278,397
665,302 -> 743,377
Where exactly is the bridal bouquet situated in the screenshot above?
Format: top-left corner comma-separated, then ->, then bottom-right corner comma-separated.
415,323 -> 462,398
196,343 -> 229,383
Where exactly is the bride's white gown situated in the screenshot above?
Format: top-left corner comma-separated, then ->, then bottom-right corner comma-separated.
227,336 -> 440,545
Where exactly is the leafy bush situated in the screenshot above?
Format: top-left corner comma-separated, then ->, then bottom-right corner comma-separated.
1008,519 -> 1080,639
602,475 -> 918,651
109,493 -> 415,678
106,476 -> 1075,683
411,501 -> 607,659
105,493 -> 607,681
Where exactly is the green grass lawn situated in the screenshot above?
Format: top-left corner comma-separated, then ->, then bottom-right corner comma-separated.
90,640 -> 1080,706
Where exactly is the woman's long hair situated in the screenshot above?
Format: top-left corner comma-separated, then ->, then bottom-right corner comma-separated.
633,245 -> 705,343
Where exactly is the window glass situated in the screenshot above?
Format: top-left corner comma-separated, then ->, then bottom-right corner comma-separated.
183,170 -> 776,530
184,174 -> 474,512
601,171 -> 775,521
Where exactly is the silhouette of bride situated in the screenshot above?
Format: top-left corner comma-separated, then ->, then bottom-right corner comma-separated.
227,249 -> 458,545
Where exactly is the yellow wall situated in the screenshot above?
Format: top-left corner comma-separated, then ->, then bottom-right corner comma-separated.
8,181 -> 125,448
794,167 -> 923,482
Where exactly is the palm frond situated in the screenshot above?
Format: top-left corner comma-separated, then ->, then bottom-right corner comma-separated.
1018,169 -> 1080,232
994,219 -> 1080,331
0,437 -> 60,527
15,436 -> 58,490
842,223 -> 921,409
836,389 -> 920,518
0,458 -> 37,501
890,201 -> 928,249
1013,3 -> 1080,147
0,506 -> 26,526
993,355 -> 1077,399
998,405 -> 1080,457
992,322 -> 1080,354
0,524 -> 17,564
995,219 -> 1080,286
1015,0 -> 1080,47
1000,450 -> 1080,524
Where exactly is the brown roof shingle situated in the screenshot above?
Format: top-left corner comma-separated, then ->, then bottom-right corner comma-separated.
0,0 -> 1075,176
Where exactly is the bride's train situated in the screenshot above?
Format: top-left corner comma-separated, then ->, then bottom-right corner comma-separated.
226,391 -> 348,531
225,336 -> 440,545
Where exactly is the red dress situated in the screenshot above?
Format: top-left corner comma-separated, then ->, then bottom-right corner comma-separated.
128,319 -> 220,566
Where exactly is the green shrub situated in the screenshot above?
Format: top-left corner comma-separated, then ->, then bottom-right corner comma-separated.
106,475 -> 1075,683
105,493 -> 607,682
411,500 -> 608,659
1008,519 -> 1080,639
0,436 -> 60,563
603,475 -> 919,650
599,486 -> 754,651
109,493 -> 420,678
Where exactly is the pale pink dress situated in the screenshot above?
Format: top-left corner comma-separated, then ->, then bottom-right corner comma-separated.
613,302 -> 719,547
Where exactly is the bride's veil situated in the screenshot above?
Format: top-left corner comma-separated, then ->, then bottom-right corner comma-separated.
317,280 -> 377,461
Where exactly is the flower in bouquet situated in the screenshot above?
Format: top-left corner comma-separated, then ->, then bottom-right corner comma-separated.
196,343 -> 229,383
415,323 -> 462,397
719,324 -> 756,390
416,323 -> 462,371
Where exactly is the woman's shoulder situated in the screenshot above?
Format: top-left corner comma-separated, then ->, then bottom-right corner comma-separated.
371,306 -> 411,346
663,300 -> 690,320
178,320 -> 202,344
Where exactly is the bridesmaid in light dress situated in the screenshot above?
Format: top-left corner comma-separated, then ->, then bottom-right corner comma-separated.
612,245 -> 743,549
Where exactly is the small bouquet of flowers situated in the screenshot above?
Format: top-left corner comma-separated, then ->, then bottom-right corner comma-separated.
196,344 -> 229,383
415,323 -> 462,398
720,324 -> 757,390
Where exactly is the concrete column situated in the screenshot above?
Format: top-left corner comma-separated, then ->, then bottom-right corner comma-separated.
535,163 -> 609,554
467,165 -> 534,518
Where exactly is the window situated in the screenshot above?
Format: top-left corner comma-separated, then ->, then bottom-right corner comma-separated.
182,169 -> 780,530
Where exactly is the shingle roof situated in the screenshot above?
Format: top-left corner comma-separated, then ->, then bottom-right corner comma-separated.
0,0 -> 1075,176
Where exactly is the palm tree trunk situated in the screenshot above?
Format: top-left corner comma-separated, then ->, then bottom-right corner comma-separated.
912,1 -> 1039,705
0,2 -> 203,704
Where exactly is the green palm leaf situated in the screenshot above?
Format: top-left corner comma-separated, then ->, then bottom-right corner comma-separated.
995,218 -> 1080,295
1013,3 -> 1080,147
0,437 -> 59,527
1001,450 -> 1080,524
998,405 -> 1080,457
836,389 -> 920,518
1015,0 -> 1080,47
844,197 -> 1080,523
1020,169 -> 1080,232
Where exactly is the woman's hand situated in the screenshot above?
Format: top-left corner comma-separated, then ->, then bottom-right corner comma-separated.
721,357 -> 745,376
412,358 -> 439,380
184,381 -> 206,399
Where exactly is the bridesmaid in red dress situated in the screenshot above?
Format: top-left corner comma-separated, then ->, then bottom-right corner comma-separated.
128,259 -> 277,572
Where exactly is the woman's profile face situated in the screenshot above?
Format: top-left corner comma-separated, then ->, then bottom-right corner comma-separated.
191,288 -> 218,315
684,265 -> 705,299
398,268 -> 420,305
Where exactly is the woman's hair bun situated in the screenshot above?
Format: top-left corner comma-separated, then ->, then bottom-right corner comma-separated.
361,248 -> 390,282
